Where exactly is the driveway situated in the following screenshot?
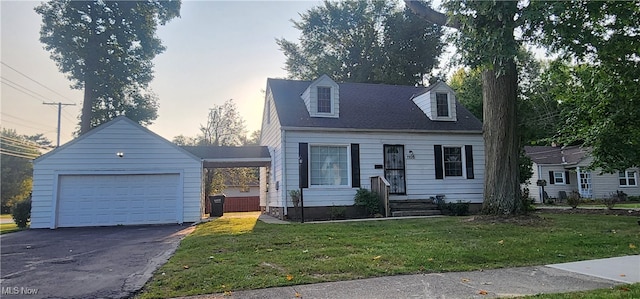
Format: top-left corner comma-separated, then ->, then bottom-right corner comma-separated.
1,224 -> 194,298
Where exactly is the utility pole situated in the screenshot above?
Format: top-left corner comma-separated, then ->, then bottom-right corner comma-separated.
43,102 -> 76,147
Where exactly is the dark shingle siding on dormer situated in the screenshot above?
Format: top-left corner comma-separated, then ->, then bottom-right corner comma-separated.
267,78 -> 482,132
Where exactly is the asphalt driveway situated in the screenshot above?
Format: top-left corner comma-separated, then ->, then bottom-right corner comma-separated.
0,224 -> 194,298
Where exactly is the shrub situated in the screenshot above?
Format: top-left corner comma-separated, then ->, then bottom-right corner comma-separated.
328,205 -> 346,220
602,193 -> 618,210
615,190 -> 628,202
448,201 -> 471,216
353,188 -> 379,216
567,191 -> 581,209
438,199 -> 471,216
11,197 -> 31,228
289,190 -> 301,208
521,187 -> 536,213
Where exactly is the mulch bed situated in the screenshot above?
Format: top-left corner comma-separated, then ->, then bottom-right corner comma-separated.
464,207 -> 640,226
536,207 -> 640,217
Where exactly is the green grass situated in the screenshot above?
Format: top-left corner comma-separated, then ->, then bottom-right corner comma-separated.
0,222 -> 20,234
139,213 -> 640,298
522,283 -> 640,298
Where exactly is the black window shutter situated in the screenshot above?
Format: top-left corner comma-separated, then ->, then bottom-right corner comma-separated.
351,144 -> 360,187
465,145 -> 474,179
299,143 -> 308,188
434,145 -> 444,179
549,171 -> 555,184
565,171 -> 570,184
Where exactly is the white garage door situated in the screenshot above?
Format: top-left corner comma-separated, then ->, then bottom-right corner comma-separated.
57,174 -> 180,227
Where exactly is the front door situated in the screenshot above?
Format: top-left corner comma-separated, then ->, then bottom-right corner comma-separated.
579,171 -> 593,198
384,145 -> 406,194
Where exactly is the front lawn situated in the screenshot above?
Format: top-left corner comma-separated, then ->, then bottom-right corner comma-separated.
140,213 -> 640,298
0,222 -> 21,234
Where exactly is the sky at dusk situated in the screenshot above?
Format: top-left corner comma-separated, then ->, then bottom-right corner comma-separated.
1,0 -> 322,145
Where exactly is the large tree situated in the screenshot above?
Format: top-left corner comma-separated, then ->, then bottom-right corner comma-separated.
278,0 -> 443,85
406,0 -> 636,214
524,1 -> 640,172
36,0 -> 181,134
199,99 -> 246,147
407,1 -> 521,215
0,129 -> 51,213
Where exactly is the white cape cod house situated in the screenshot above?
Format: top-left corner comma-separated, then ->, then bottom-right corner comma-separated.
259,75 -> 485,220
524,145 -> 640,202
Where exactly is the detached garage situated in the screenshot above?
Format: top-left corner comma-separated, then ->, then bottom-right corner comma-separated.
31,116 -> 203,229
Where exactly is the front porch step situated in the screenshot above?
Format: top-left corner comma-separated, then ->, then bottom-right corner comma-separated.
388,199 -> 441,217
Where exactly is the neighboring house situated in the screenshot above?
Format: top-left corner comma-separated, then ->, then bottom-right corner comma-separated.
259,75 -> 485,220
524,145 -> 640,203
222,176 -> 260,212
31,116 -> 270,229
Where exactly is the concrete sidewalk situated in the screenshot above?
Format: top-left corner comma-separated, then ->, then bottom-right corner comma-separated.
174,255 -> 639,299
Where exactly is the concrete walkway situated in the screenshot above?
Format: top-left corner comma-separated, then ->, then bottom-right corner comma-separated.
173,255 -> 639,299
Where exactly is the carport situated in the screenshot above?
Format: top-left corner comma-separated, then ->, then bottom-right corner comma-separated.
181,146 -> 271,215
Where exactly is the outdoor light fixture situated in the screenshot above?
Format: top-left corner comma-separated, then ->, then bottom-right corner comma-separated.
116,152 -> 124,158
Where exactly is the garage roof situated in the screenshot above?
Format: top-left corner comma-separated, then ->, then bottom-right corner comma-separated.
181,146 -> 271,168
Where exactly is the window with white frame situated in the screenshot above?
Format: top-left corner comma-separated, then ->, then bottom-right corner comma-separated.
619,170 -> 637,187
443,147 -> 463,177
317,87 -> 332,113
553,171 -> 566,184
310,145 -> 348,186
436,93 -> 449,117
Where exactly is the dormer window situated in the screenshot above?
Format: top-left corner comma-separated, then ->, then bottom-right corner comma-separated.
411,82 -> 457,122
436,93 -> 449,117
301,75 -> 340,118
317,87 -> 332,113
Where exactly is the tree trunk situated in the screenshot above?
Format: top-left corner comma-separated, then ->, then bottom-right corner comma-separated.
80,5 -> 98,135
481,60 -> 521,215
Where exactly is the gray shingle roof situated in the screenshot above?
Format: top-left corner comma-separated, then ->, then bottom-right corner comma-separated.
524,145 -> 589,165
267,78 -> 483,132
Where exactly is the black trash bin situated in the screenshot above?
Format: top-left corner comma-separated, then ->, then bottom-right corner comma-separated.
209,194 -> 225,217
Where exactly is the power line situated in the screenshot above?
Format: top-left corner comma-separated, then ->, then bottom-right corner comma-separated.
1,112 -> 54,130
0,139 -> 41,152
0,118 -> 53,131
0,147 -> 39,158
0,76 -> 52,102
0,150 -> 38,160
0,61 -> 78,104
1,81 -> 49,103
0,135 -> 50,150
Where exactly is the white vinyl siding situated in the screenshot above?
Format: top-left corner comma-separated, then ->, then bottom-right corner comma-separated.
31,118 -> 202,229
260,86 -> 285,208
283,130 -> 484,208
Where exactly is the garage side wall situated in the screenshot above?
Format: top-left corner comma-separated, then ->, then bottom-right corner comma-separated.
31,119 -> 202,228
